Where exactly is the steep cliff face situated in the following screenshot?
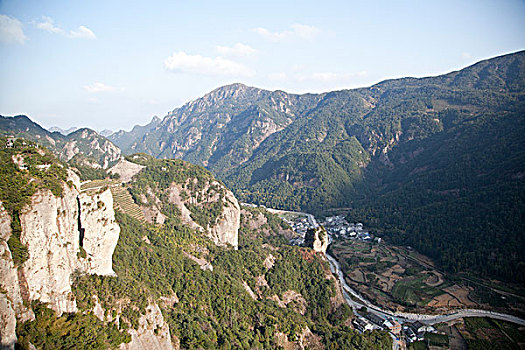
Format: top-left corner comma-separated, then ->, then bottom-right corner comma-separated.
0,202 -> 34,350
78,189 -> 120,275
16,171 -> 119,315
206,187 -> 240,248
19,183 -> 81,314
0,169 -> 124,347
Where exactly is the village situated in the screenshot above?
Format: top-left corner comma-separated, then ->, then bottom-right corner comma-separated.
283,214 -> 378,245
321,215 -> 376,242
282,212 -> 445,348
352,312 -> 442,347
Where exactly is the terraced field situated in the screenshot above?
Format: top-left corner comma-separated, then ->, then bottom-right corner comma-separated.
110,185 -> 145,223
81,179 -> 146,223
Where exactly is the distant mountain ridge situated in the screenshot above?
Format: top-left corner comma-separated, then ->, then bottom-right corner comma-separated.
0,115 -> 121,169
48,126 -> 78,135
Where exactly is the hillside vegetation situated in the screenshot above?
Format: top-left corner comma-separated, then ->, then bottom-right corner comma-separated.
3,138 -> 392,349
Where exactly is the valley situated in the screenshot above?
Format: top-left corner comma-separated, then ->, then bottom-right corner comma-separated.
267,206 -> 525,349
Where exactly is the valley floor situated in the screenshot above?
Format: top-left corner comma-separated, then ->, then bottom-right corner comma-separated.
268,206 -> 525,350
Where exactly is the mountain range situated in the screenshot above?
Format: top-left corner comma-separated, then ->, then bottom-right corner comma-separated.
2,50 -> 524,285
106,51 -> 525,283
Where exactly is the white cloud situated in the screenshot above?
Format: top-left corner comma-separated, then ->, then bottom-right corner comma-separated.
253,27 -> 286,42
84,82 -> 116,93
36,16 -> 63,34
36,16 -> 96,39
290,24 -> 320,40
253,23 -> 320,42
164,51 -> 255,77
216,43 -> 257,57
0,14 -> 27,44
68,26 -> 96,39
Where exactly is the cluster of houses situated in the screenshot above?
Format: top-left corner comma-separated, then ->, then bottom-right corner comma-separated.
322,216 -> 373,241
353,314 -> 401,334
403,321 -> 437,343
353,312 -> 438,344
286,216 -> 318,246
288,217 -> 316,236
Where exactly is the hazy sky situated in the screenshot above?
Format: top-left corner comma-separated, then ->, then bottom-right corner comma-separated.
1,0 -> 524,132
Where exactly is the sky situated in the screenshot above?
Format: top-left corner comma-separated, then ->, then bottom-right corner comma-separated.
0,0 -> 524,132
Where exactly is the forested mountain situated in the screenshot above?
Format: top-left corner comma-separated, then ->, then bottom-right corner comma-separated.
110,51 -> 525,283
0,115 -> 121,170
0,137 -> 392,349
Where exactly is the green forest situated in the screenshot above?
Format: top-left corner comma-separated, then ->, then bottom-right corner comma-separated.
5,144 -> 392,349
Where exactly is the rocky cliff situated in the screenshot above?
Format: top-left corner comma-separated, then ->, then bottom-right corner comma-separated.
200,183 -> 240,248
120,303 -> 177,350
0,202 -> 34,350
305,227 -> 328,254
0,171 -> 121,348
18,171 -> 120,314
149,180 -> 240,248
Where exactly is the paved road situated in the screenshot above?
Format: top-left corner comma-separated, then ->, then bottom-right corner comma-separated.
326,253 -> 525,327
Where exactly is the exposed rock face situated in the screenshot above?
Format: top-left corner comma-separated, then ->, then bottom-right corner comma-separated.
274,326 -> 324,350
304,227 -> 328,254
166,184 -> 203,232
6,172 -> 120,315
78,189 -> 120,275
19,183 -> 81,314
183,251 -> 213,271
0,293 -> 17,350
0,171 -> 122,346
263,254 -> 275,269
120,303 -> 177,350
0,202 -> 34,350
166,182 -> 240,249
207,189 -> 240,249
109,159 -> 145,183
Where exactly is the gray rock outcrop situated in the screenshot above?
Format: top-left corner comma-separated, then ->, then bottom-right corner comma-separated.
0,202 -> 34,350
120,303 -> 177,350
207,189 -> 240,249
109,159 -> 145,183
78,189 -> 120,275
304,227 -> 328,254
166,181 -> 240,249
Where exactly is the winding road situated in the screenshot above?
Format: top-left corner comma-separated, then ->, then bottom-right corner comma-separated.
326,252 -> 525,327
266,205 -> 525,328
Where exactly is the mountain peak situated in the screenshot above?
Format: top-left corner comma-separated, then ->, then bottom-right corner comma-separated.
201,83 -> 264,102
